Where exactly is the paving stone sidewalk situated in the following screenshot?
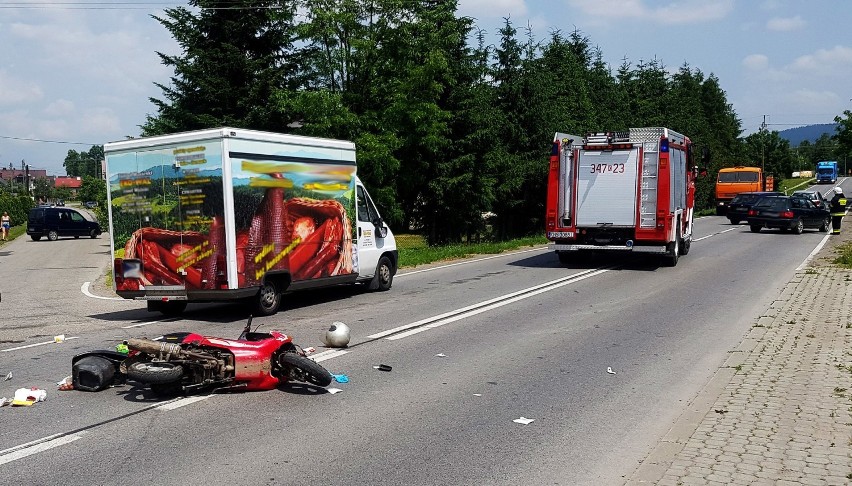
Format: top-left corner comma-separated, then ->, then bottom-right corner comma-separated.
627,229 -> 852,485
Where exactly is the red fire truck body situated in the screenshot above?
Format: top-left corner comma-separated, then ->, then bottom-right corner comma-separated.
545,127 -> 697,266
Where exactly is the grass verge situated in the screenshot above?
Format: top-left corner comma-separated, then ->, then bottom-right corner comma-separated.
0,224 -> 26,247
398,235 -> 548,268
833,240 -> 852,268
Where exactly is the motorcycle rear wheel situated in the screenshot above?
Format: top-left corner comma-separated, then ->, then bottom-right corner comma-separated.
278,353 -> 332,387
127,361 -> 184,384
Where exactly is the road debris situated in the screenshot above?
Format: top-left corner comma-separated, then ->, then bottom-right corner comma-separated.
0,397 -> 10,407
606,367 -> 616,374
11,387 -> 47,406
373,364 -> 392,372
54,334 -> 66,343
57,376 -> 74,391
326,388 -> 343,394
332,373 -> 349,383
473,394 -> 482,397
115,341 -> 129,354
513,417 -> 535,425
4,371 -> 11,381
435,353 -> 447,358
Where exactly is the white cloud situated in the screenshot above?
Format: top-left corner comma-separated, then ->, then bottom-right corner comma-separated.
565,0 -> 733,24
0,71 -> 44,106
459,0 -> 528,21
742,54 -> 769,70
43,100 -> 75,117
788,45 -> 852,72
766,15 -> 806,31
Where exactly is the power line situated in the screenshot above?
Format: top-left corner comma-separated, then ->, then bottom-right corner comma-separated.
0,134 -> 98,146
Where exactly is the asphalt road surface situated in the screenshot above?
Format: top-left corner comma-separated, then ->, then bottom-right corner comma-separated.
0,181 -> 847,485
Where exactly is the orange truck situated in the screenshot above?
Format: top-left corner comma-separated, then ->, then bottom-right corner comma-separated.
714,166 -> 766,215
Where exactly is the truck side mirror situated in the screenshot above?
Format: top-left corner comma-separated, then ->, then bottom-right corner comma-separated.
373,219 -> 387,238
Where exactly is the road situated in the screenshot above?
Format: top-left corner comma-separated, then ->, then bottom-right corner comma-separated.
0,183 -> 846,485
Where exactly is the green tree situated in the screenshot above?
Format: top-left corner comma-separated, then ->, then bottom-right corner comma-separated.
143,0 -> 303,135
32,177 -> 54,204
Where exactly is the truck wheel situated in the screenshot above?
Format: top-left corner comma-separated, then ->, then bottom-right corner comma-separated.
127,361 -> 183,384
681,236 -> 691,256
161,301 -> 187,316
47,230 -> 58,241
277,352 -> 333,387
663,235 -> 679,267
368,256 -> 394,291
728,218 -> 740,225
253,281 -> 281,316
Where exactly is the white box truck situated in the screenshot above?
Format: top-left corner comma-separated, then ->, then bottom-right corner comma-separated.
104,127 -> 397,316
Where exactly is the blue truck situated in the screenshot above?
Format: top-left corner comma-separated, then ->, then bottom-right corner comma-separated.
816,160 -> 838,184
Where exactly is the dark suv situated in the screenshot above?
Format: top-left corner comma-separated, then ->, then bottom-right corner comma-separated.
726,191 -> 781,224
27,207 -> 102,241
746,195 -> 831,234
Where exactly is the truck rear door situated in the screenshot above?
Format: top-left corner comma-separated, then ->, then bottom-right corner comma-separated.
575,147 -> 639,226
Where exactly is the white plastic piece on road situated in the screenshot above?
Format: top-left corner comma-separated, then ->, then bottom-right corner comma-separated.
4,371 -> 10,381
435,353 -> 447,357
326,388 -> 343,394
473,394 -> 482,397
513,417 -> 535,425
607,367 -> 616,374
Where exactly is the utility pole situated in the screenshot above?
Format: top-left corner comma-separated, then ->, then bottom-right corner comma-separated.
759,115 -> 768,176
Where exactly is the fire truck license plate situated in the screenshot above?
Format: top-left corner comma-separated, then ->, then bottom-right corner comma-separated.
548,231 -> 574,238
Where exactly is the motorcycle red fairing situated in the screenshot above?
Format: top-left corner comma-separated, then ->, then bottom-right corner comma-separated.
122,324 -> 332,395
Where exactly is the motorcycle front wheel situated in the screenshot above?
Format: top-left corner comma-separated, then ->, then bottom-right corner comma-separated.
278,353 -> 333,387
127,361 -> 184,384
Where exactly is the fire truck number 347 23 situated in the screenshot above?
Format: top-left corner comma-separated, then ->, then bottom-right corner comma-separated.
590,163 -> 625,174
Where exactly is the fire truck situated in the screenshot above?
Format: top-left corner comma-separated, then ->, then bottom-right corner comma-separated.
545,127 -> 700,266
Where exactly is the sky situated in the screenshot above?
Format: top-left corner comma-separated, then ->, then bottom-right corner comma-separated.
1,0 -> 850,176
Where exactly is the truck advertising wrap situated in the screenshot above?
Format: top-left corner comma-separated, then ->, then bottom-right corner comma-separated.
105,128 -> 396,316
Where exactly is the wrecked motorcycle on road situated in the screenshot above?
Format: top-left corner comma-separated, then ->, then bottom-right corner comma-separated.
72,318 -> 332,395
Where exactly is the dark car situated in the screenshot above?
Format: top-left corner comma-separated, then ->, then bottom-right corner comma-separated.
791,190 -> 831,210
746,195 -> 831,234
726,191 -> 782,224
83,201 -> 98,209
27,207 -> 102,241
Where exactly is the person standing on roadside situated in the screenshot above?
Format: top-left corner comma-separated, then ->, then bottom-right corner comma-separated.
829,186 -> 847,235
1,211 -> 10,241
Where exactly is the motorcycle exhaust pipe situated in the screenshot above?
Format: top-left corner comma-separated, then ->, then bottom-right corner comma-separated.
127,338 -> 184,357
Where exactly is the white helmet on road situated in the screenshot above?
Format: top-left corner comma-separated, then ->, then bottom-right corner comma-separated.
834,186 -> 843,194
323,322 -> 350,348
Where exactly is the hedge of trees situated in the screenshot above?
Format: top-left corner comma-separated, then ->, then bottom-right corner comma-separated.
138,0 -> 852,244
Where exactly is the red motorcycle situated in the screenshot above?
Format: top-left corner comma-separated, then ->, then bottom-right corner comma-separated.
115,317 -> 332,395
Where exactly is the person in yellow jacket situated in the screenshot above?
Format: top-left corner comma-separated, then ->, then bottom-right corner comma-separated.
829,186 -> 847,235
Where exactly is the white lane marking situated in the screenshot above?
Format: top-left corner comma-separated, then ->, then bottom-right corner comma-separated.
796,234 -> 831,271
81,281 -> 123,301
157,395 -> 212,411
1,337 -> 80,352
122,320 -> 169,329
369,268 -> 610,341
693,226 -> 739,242
0,433 -> 84,466
310,350 -> 349,362
396,247 -> 548,277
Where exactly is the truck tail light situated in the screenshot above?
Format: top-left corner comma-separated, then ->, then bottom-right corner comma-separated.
113,258 -> 124,284
547,216 -> 556,229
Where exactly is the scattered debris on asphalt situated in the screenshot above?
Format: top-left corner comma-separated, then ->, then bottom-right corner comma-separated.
115,341 -> 129,354
373,364 -> 392,372
326,388 -> 343,394
332,374 -> 349,383
513,417 -> 535,425
54,334 -> 66,343
303,347 -> 316,355
473,394 -> 482,397
11,387 -> 47,406
435,353 -> 447,358
0,397 -> 10,407
4,371 -> 11,381
714,409 -> 728,414
606,367 -> 616,374
57,376 -> 74,391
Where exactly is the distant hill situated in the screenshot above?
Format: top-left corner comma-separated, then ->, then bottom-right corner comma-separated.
778,123 -> 839,146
